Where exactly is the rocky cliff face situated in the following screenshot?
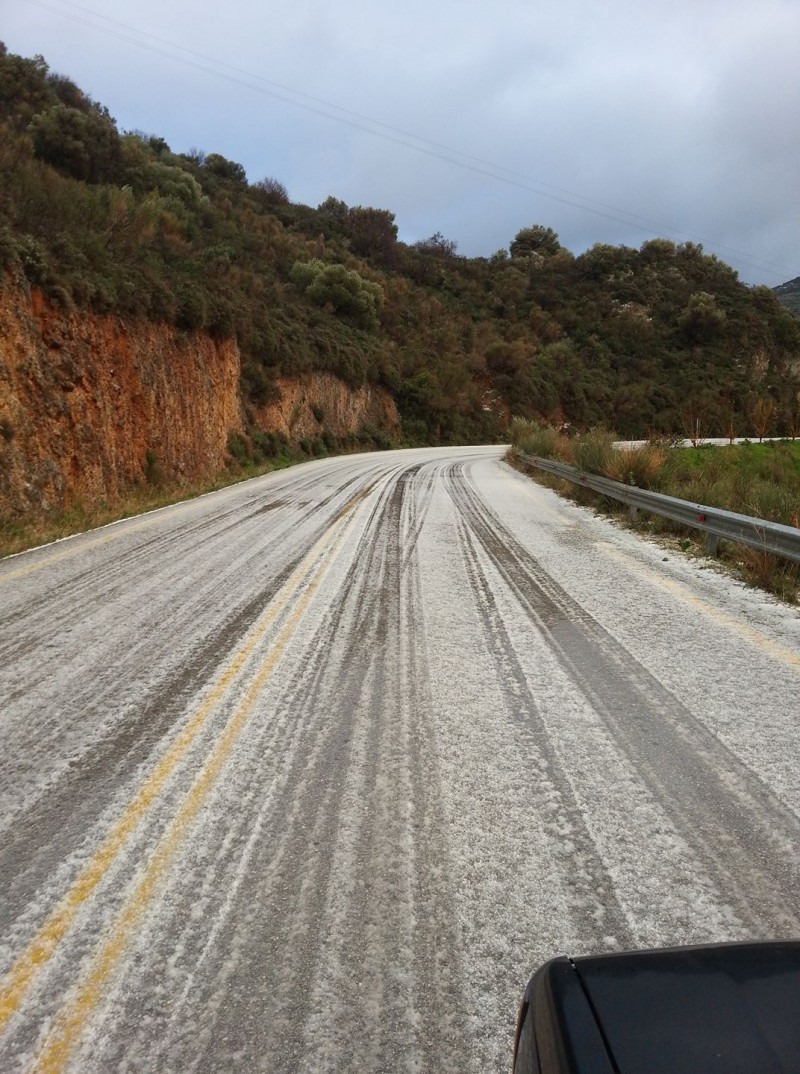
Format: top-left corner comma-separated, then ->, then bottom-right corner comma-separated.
0,280 -> 244,519
252,371 -> 400,444
0,279 -> 400,522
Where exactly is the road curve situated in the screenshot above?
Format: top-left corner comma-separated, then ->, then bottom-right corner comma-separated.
1,446 -> 799,1073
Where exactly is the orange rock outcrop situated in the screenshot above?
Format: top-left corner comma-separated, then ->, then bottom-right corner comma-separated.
252,371 -> 399,444
0,278 -> 400,521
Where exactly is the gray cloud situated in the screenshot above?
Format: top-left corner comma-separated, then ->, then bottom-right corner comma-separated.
5,0 -> 799,282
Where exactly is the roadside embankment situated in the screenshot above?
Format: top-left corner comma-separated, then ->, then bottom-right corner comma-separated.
0,277 -> 401,551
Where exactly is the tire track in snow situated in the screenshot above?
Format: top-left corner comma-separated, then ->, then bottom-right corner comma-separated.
21,461 -> 469,1074
446,462 -> 800,937
293,462 -> 469,1073
0,465 -> 390,921
450,495 -> 634,952
0,487 -> 371,1068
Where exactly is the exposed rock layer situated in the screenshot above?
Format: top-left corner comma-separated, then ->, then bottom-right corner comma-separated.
252,371 -> 399,444
0,280 -> 399,520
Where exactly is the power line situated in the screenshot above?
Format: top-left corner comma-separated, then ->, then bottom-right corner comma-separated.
34,0 -> 796,277
12,0 -> 797,280
13,0 -> 706,230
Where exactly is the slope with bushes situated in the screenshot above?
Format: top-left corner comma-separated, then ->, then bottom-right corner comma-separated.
1,42 -> 799,523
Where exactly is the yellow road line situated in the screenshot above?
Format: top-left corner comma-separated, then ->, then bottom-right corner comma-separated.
0,503 -> 358,1034
512,464 -> 800,671
599,543 -> 800,671
505,467 -> 577,527
32,510 -> 355,1073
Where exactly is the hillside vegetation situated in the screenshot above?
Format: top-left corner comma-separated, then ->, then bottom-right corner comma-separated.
775,276 -> 800,318
2,42 -> 800,448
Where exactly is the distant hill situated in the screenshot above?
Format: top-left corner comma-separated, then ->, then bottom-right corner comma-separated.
774,277 -> 800,317
1,39 -> 799,458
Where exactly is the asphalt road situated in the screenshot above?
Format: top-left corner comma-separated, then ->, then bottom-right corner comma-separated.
2,446 -> 800,1073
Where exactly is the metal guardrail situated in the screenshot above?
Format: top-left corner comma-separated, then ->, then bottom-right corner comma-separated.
515,451 -> 800,564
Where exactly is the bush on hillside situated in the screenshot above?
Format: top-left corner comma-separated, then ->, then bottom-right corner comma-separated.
290,259 -> 384,331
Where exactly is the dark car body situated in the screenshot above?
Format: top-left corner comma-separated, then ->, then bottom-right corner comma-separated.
513,940 -> 800,1073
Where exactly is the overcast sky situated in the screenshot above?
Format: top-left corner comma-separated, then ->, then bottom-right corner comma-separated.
5,0 -> 799,285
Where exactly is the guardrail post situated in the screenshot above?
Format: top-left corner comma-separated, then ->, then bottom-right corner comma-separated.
705,533 -> 720,557
628,505 -> 639,521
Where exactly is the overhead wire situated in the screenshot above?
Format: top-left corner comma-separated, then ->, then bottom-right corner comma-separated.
11,0 -> 797,280
28,0 -> 796,278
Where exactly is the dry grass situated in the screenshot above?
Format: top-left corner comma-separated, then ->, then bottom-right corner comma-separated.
509,421 -> 800,602
603,444 -> 668,487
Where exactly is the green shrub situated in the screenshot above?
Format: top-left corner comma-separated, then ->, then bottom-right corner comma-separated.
29,103 -> 122,184
174,284 -> 207,330
290,259 -> 384,330
509,419 -> 567,460
226,432 -> 250,465
251,430 -> 287,459
570,426 -> 616,474
15,234 -> 48,283
144,447 -> 163,485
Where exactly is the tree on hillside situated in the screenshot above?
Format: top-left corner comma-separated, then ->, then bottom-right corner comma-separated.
45,72 -> 86,111
29,103 -> 122,183
317,196 -> 349,230
678,292 -> 726,343
346,206 -> 398,265
148,161 -> 205,209
750,396 -> 776,441
290,259 -> 384,331
639,238 -> 677,264
0,45 -> 51,128
202,153 -> 247,185
252,176 -> 289,205
414,231 -> 458,258
510,224 -> 562,260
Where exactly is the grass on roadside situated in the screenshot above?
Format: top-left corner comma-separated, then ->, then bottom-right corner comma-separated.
0,454 -> 297,560
509,419 -> 800,602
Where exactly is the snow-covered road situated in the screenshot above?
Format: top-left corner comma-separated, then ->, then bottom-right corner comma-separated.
2,447 -> 799,1073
